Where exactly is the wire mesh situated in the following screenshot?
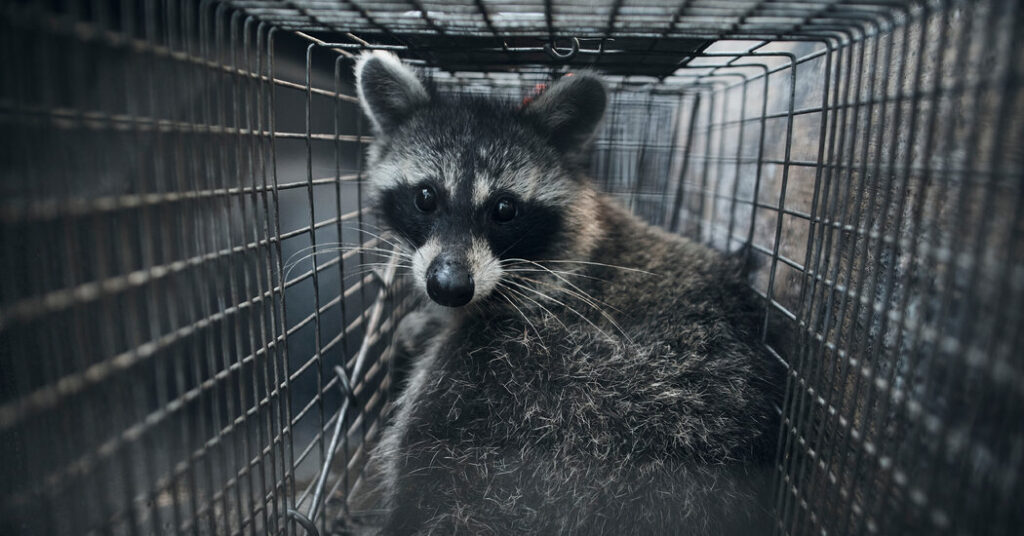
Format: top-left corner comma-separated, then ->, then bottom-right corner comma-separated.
1,1 -> 1022,535
0,2 -> 409,535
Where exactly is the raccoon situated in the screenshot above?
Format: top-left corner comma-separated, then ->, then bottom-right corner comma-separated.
353,51 -> 783,535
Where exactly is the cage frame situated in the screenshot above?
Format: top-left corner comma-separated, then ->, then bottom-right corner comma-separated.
2,1 -> 1022,535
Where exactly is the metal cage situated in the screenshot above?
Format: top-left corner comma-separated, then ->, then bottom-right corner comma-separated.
1,1 -> 1021,535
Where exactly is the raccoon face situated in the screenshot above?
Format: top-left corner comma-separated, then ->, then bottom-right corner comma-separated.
355,51 -> 606,308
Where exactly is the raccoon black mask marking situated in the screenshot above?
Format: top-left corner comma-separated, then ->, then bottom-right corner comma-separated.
357,51 -> 604,308
355,51 -> 783,535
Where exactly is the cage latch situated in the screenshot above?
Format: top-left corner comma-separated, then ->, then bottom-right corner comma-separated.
543,37 -> 580,61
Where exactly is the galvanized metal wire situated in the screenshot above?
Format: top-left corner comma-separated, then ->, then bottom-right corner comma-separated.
1,1 -> 1021,535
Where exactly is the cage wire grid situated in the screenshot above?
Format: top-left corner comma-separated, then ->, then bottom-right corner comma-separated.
1,1 -> 1022,535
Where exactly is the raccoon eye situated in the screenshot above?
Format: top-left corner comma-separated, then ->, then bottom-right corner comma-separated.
492,197 -> 517,223
414,185 -> 437,213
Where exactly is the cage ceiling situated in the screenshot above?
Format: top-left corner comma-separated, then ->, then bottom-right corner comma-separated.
224,0 -> 913,77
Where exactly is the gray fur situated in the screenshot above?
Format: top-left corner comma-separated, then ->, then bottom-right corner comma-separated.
356,51 -> 430,135
355,52 -> 783,535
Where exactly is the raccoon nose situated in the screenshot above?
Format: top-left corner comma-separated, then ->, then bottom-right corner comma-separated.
426,257 -> 475,307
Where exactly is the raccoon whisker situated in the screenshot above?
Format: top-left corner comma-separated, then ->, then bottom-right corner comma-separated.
506,274 -> 632,343
283,241 -> 373,269
493,287 -> 541,340
308,248 -> 412,263
283,251 -> 412,283
353,263 -> 415,277
345,270 -> 414,284
283,241 -> 347,263
283,247 -> 410,281
320,229 -> 411,259
507,273 -> 620,316
349,220 -> 392,234
503,258 -> 659,276
284,250 -> 349,281
498,282 -> 562,327
503,267 -> 614,307
335,268 -> 412,284
359,261 -> 414,268
500,278 -> 614,342
502,280 -> 610,343
281,236 -> 409,258
348,227 -> 411,252
352,256 -> 416,268
348,224 -> 420,252
354,252 -> 415,263
500,268 -> 608,283
355,267 -> 415,278
328,242 -> 413,258
503,266 -> 645,341
500,259 -> 624,314
497,282 -> 567,341
350,225 -> 417,253
353,265 -> 414,275
283,242 -> 412,271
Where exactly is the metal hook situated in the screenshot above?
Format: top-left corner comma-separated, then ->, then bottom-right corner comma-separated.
287,509 -> 320,536
286,250 -> 401,533
543,37 -> 580,61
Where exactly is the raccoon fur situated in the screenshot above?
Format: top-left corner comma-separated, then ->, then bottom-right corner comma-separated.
354,51 -> 783,535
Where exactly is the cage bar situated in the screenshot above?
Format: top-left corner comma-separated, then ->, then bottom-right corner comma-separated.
1,1 -> 1021,535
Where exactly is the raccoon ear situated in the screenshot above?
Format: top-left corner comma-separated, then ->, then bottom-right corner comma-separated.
523,72 -> 607,153
355,51 -> 429,135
